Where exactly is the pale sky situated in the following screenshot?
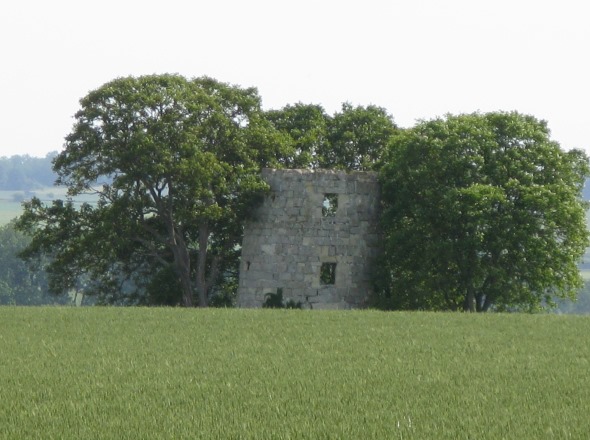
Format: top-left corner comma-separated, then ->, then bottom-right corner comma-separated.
1,0 -> 588,158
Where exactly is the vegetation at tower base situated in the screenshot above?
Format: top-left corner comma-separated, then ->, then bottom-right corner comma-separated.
16,74 -> 288,307
374,112 -> 590,312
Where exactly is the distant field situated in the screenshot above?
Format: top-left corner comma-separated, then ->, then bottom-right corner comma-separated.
0,200 -> 20,225
0,188 -> 97,225
1,308 -> 589,439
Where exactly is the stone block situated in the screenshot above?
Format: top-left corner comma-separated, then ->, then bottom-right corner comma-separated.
238,168 -> 381,309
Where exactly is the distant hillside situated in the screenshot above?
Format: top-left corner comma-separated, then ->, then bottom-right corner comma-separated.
0,153 -> 58,190
2,152 -> 590,201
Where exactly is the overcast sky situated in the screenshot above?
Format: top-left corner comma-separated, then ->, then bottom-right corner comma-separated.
1,0 -> 588,158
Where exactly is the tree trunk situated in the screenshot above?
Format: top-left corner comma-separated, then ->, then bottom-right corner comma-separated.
147,183 -> 196,307
178,265 -> 194,307
195,221 -> 209,307
482,295 -> 493,312
462,248 -> 478,312
465,287 -> 476,313
164,213 -> 194,307
171,241 -> 194,307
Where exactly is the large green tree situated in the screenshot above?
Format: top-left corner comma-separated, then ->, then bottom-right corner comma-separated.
376,112 -> 590,312
265,103 -> 329,169
319,103 -> 398,171
266,102 -> 397,171
17,75 -> 285,307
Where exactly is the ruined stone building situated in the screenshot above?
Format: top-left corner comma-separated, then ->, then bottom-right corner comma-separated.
237,168 -> 381,309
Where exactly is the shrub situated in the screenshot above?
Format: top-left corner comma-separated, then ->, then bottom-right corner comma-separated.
262,288 -> 302,309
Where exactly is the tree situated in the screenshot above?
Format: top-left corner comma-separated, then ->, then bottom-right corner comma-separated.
554,281 -> 590,314
265,103 -> 329,169
0,221 -> 69,305
375,112 -> 590,312
319,103 -> 397,171
17,74 -> 285,307
266,102 -> 397,171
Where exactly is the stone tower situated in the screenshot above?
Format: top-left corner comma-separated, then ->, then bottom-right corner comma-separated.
237,168 -> 381,309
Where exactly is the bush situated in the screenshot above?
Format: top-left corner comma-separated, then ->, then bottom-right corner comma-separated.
262,288 -> 302,309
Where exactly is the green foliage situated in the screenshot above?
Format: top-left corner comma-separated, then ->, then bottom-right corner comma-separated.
267,102 -> 397,171
207,278 -> 238,307
265,103 -> 329,169
16,75 -> 286,307
143,264 -> 183,306
0,221 -> 70,305
555,280 -> 590,314
321,193 -> 338,217
262,288 -> 302,309
319,262 -> 337,285
262,289 -> 284,308
0,194 -> 24,225
320,103 -> 398,171
376,112 -> 590,312
0,187 -> 83,227
284,299 -> 302,309
2,308 -> 590,438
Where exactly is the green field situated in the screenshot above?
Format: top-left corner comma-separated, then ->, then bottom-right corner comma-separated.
0,188 -> 98,225
0,188 -> 65,225
1,308 -> 589,439
0,191 -> 26,224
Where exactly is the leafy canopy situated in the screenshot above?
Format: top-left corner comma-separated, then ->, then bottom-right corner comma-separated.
320,103 -> 398,171
17,74 -> 285,306
376,112 -> 590,312
0,220 -> 71,305
266,102 -> 397,171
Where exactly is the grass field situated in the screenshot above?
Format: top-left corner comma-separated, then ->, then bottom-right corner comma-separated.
0,192 -> 25,224
0,188 -> 97,225
1,308 -> 589,439
0,188 -> 65,225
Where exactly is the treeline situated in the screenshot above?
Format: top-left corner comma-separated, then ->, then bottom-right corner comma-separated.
3,145 -> 590,200
0,220 -> 74,305
5,74 -> 590,312
0,153 -> 58,190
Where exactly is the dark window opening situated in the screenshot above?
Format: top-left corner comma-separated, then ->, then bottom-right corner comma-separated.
322,193 -> 338,217
320,262 -> 337,285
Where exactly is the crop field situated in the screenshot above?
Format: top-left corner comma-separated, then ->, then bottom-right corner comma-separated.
0,188 -> 67,225
1,308 -> 589,439
0,188 -> 97,225
0,191 -> 25,225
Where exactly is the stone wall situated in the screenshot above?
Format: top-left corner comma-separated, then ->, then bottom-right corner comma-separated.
237,168 -> 381,309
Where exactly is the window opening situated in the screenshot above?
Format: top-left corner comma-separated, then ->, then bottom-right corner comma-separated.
322,193 -> 338,217
320,263 -> 337,285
